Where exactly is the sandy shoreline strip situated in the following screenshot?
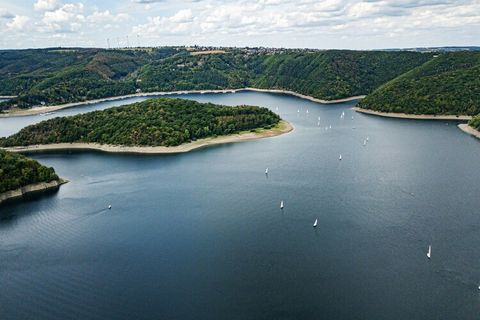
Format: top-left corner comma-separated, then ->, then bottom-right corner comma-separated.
0,96 -> 16,99
0,178 -> 68,205
352,107 -> 472,121
3,120 -> 293,155
0,88 -> 365,118
458,124 -> 480,140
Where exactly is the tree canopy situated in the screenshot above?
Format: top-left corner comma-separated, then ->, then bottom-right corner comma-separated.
0,98 -> 281,147
0,149 -> 59,193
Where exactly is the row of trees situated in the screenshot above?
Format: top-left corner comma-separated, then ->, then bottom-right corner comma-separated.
0,98 -> 281,147
0,150 -> 59,193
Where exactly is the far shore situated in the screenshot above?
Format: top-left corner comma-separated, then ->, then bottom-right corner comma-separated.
2,120 -> 293,155
0,88 -> 365,118
458,123 -> 480,140
352,107 -> 472,121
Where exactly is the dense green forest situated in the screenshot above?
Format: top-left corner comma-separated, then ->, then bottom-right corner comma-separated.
469,114 -> 480,131
0,47 -> 432,111
358,52 -> 480,115
0,149 -> 59,193
0,98 -> 281,147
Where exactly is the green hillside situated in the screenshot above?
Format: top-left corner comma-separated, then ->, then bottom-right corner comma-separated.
0,48 -> 433,111
0,98 -> 281,147
0,149 -> 59,194
358,52 -> 480,115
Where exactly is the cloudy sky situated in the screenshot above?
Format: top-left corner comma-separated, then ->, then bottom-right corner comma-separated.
0,0 -> 479,49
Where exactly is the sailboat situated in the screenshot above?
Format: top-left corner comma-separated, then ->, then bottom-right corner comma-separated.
363,139 -> 367,146
306,109 -> 309,114
297,109 -> 300,113
318,116 -> 321,121
427,245 -> 431,259
108,205 -> 112,210
265,168 -> 269,174
339,154 -> 342,160
280,201 -> 284,209
313,219 -> 318,228
329,125 -> 332,129
366,136 -> 369,141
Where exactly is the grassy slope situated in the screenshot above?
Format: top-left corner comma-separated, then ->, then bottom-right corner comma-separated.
358,52 -> 480,115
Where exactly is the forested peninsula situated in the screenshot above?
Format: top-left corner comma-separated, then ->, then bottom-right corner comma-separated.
0,149 -> 65,204
357,52 -> 480,116
0,98 -> 288,150
0,47 -> 432,112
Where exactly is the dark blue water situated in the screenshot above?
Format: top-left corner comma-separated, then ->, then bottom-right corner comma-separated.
1,92 -> 480,320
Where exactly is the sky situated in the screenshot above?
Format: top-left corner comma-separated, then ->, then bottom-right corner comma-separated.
0,0 -> 479,49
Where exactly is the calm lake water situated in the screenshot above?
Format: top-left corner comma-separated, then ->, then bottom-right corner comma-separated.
1,92 -> 480,320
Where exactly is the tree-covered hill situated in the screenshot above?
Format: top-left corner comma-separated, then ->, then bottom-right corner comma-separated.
250,50 -> 432,100
357,52 -> 480,115
0,47 -> 433,111
0,149 -> 59,194
0,98 -> 281,147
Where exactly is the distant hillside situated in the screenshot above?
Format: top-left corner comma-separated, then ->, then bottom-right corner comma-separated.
0,48 -> 433,111
358,52 -> 480,115
0,98 -> 281,147
250,50 -> 432,100
0,149 -> 59,194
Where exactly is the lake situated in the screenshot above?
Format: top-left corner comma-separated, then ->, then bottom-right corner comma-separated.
1,91 -> 480,320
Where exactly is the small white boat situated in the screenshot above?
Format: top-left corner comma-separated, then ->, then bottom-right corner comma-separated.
339,154 -> 342,160
108,205 -> 112,210
329,125 -> 332,129
366,136 -> 369,141
351,116 -> 354,120
313,219 -> 318,227
363,140 -> 367,146
297,109 -> 300,113
276,106 -> 279,111
265,168 -> 269,174
426,245 -> 431,259
318,116 -> 321,121
280,201 -> 284,209
306,109 -> 309,114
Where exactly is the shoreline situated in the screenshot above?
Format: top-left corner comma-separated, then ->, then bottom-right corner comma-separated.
3,120 -> 293,155
352,107 -> 472,121
0,178 -> 68,205
0,88 -> 365,118
458,123 -> 480,140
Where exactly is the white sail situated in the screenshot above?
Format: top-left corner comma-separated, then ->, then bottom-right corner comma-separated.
313,219 -> 318,227
280,201 -> 284,209
339,154 -> 342,160
427,245 -> 431,259
265,168 -> 269,174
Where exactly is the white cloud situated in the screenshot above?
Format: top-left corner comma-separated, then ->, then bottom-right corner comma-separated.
40,3 -> 85,33
6,15 -> 30,31
34,0 -> 62,11
87,10 -> 129,24
0,9 -> 15,19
